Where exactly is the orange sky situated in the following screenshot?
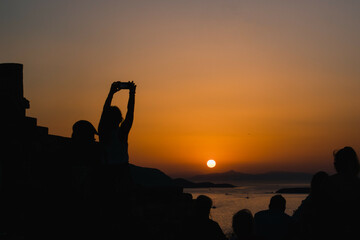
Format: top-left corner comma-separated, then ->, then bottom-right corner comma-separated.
1,1 -> 360,177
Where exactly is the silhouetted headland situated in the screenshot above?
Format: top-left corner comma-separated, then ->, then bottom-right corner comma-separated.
130,164 -> 175,187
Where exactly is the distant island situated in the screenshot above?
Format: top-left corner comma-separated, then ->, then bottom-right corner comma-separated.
173,178 -> 236,188
189,170 -> 313,184
128,166 -> 313,189
171,170 -> 314,189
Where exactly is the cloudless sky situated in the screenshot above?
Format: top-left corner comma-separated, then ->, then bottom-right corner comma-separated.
1,0 -> 360,177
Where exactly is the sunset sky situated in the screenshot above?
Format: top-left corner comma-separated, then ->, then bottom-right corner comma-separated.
1,0 -> 360,177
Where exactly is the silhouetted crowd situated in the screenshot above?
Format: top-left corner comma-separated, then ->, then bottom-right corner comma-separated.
2,81 -> 360,240
186,146 -> 360,240
45,121 -> 360,239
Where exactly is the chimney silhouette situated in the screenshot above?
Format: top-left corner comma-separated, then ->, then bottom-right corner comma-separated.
0,63 -> 30,122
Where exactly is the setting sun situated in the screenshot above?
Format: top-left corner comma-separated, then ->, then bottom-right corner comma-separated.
207,159 -> 216,168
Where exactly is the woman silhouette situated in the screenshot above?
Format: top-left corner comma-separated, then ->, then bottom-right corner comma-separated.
98,81 -> 136,166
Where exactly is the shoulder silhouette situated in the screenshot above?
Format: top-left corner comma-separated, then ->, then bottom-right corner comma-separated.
182,195 -> 227,240
321,146 -> 360,238
254,194 -> 293,240
292,171 -> 329,238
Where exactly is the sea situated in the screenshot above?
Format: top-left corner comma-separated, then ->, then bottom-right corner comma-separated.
184,182 -> 309,236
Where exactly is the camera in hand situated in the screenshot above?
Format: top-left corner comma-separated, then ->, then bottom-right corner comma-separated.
117,82 -> 131,89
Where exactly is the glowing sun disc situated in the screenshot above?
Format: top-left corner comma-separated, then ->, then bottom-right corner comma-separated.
207,159 -> 216,168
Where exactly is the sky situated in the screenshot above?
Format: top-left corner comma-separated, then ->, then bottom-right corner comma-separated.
1,0 -> 360,177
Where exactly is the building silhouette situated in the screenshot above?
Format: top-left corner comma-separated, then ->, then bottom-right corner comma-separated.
0,63 -> 71,237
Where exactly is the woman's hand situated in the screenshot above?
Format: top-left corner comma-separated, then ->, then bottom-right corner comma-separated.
110,81 -> 121,94
129,81 -> 136,94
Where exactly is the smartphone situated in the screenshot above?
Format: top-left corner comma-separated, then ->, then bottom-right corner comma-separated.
117,82 -> 131,89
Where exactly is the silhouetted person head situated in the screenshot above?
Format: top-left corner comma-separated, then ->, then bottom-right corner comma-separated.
333,146 -> 359,177
310,171 -> 328,196
194,195 -> 212,218
232,209 -> 254,238
269,195 -> 286,213
72,120 -> 98,142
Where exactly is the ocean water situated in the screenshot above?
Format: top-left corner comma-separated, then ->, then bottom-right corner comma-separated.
184,183 -> 309,236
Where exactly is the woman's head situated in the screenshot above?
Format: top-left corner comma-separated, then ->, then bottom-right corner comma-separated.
194,195 -> 212,218
334,146 -> 359,176
232,209 -> 254,238
71,120 -> 98,142
310,171 -> 328,196
269,194 -> 286,212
